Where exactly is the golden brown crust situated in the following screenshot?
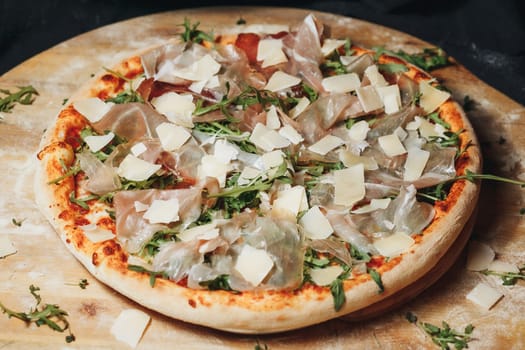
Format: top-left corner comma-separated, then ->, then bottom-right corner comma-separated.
35,32 -> 482,334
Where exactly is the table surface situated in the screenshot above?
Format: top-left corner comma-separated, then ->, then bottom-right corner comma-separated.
1,6 -> 525,349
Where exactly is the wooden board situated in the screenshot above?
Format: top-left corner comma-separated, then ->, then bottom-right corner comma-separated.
1,7 -> 524,349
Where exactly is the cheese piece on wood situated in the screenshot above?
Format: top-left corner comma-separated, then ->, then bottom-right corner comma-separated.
73,97 -> 113,123
487,260 -> 520,274
235,245 -> 274,287
466,241 -> 495,271
110,309 -> 151,348
466,282 -> 503,310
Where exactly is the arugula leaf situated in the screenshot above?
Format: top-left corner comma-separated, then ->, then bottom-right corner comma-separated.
480,265 -> 525,285
65,279 -> 89,289
102,67 -> 144,104
127,264 -> 168,287
194,121 -> 257,153
199,274 -> 238,292
373,47 -> 450,72
330,278 -> 346,312
368,268 -> 384,293
69,192 -> 98,210
180,18 -> 214,44
406,312 -> 474,350
426,111 -> 451,130
377,63 -> 409,73
141,228 -> 180,258
0,85 -> 39,113
0,285 -> 75,343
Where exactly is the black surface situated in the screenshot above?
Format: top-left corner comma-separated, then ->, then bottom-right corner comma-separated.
1,0 -> 524,105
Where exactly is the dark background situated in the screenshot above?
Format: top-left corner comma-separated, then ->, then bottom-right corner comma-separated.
1,0 -> 524,105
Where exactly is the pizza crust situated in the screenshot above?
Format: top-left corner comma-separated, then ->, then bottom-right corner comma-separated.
34,20 -> 482,334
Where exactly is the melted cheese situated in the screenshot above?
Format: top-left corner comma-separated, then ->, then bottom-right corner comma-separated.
117,155 -> 161,182
321,73 -> 360,93
110,309 -> 151,348
299,206 -> 333,239
235,245 -> 274,286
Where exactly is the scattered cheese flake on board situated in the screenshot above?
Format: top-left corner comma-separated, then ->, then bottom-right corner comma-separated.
264,71 -> 301,92
0,235 -> 17,258
321,73 -> 360,93
466,241 -> 495,271
110,309 -> 151,348
143,198 -> 180,224
419,80 -> 451,114
308,135 -> 344,155
466,282 -> 503,310
378,133 -> 407,157
235,245 -> 274,287
310,265 -> 344,286
334,164 -> 365,207
84,132 -> 115,153
156,122 -> 191,151
73,97 -> 113,123
117,155 -> 161,182
299,206 -> 333,239
373,232 -> 415,257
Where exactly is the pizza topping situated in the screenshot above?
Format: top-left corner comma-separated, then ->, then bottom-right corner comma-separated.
372,232 -> 414,257
418,80 -> 451,114
117,155 -> 162,182
83,132 -> 115,153
151,92 -> 196,127
299,206 -> 333,240
321,73 -> 360,93
74,97 -> 113,123
235,244 -> 275,287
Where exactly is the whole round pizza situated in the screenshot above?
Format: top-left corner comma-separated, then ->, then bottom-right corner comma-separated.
35,13 -> 481,333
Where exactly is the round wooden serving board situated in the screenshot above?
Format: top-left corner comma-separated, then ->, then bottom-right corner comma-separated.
1,7 -> 525,349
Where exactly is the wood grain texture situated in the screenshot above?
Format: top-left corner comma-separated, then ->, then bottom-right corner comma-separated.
1,7 -> 524,349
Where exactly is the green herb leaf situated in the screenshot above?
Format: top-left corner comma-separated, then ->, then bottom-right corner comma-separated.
11,218 -> 24,227
480,266 -> 525,286
180,18 -> 214,44
330,278 -> 346,312
65,279 -> 89,289
373,47 -> 450,72
377,63 -> 409,73
199,274 -> 238,292
0,285 -> 75,343
236,17 -> 246,25
69,192 -> 98,210
127,264 -> 168,287
0,85 -> 39,113
368,268 -> 384,293
102,68 -> 144,104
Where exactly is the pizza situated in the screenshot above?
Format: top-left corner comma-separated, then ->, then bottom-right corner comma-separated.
35,13 -> 481,333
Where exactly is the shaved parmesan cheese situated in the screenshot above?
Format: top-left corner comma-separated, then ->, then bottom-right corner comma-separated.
265,105 -> 281,129
308,135 -> 344,155
403,148 -> 430,182
321,39 -> 346,56
356,85 -> 383,113
334,164 -> 365,207
235,245 -> 274,287
310,265 -> 344,286
0,235 -> 16,258
173,54 -> 221,82
198,155 -> 230,187
413,116 -> 446,140
257,38 -> 288,68
249,123 -> 290,151
178,223 -> 219,242
351,198 -> 391,214
299,206 -> 333,239
394,126 -> 408,141
376,85 -> 401,114
373,232 -> 415,257
151,92 -> 195,127
117,155 -> 161,182
143,198 -> 180,224
348,120 -> 370,142
273,186 -> 307,217
279,124 -> 304,144
466,282 -> 503,310
110,309 -> 150,348
364,65 -> 388,87
378,133 -> 407,157
84,132 -> 115,153
321,73 -> 360,93
130,142 -> 147,157
82,226 -> 115,243
73,97 -> 113,123
265,71 -> 301,92
419,81 -> 451,113
238,166 -> 261,185
289,97 -> 310,119
214,139 -> 239,164
262,150 -> 284,169
487,260 -> 520,274
339,151 -> 378,170
134,201 -> 149,212
466,241 -> 495,271
155,122 -> 191,151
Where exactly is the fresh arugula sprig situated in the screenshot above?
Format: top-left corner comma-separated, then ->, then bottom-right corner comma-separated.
102,67 -> 144,104
194,121 -> 257,153
480,265 -> 525,285
65,279 -> 89,289
374,47 -> 450,72
0,85 -> 39,113
180,18 -> 214,44
69,192 -> 98,210
47,159 -> 81,185
367,268 -> 384,293
0,285 -> 75,343
199,274 -> 238,292
406,312 -> 474,350
140,228 -> 180,258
